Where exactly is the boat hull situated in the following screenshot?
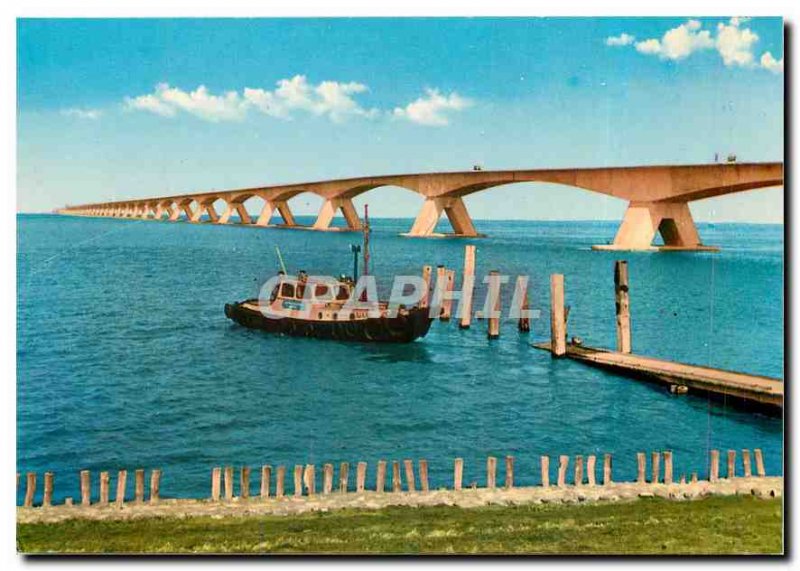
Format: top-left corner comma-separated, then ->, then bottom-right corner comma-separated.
224,301 -> 434,343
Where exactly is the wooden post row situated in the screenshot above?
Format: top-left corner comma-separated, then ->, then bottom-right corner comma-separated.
460,245 -> 476,329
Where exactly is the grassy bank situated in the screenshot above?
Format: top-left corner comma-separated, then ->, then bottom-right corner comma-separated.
18,496 -> 782,555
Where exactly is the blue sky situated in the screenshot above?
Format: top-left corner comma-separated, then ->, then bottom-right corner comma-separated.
17,17 -> 784,222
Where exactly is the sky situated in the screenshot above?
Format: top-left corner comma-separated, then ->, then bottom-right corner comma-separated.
17,17 -> 784,222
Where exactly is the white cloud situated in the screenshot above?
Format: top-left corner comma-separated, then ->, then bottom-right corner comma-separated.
716,17 -> 759,67
760,51 -> 784,73
125,83 -> 246,122
633,19 -> 713,60
392,89 -> 471,126
60,107 -> 103,120
635,39 -> 662,55
605,33 -> 635,47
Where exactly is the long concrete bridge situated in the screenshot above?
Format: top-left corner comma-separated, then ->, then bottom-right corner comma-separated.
57,162 -> 782,251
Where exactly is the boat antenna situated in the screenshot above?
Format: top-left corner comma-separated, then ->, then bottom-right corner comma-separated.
275,245 -> 287,274
363,204 -> 370,276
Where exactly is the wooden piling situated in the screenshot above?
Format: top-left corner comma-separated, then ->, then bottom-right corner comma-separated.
224,466 -> 234,500
276,466 -> 286,497
742,450 -> 752,478
261,465 -> 271,498
323,464 -> 333,494
293,465 -> 303,497
603,454 -> 613,485
587,455 -> 596,486
392,461 -> 402,492
680,474 -> 686,484
454,458 -> 464,491
43,472 -> 53,507
441,269 -> 455,321
727,450 -> 736,479
574,455 -> 584,486
614,260 -> 631,354
651,451 -> 660,484
356,462 -> 367,492
420,265 -> 432,309
664,451 -> 673,485
636,453 -> 646,484
515,276 -> 531,332
486,456 -> 497,489
241,467 -> 250,499
404,460 -> 416,492
550,274 -> 566,356
24,472 -> 36,507
211,468 -> 221,501
81,470 -> 92,505
557,456 -> 568,487
460,245 -> 476,329
150,469 -> 161,504
339,462 -> 349,493
709,450 -> 720,482
487,271 -> 501,339
99,471 -> 110,505
754,449 -> 765,477
691,472 -> 698,484
116,470 -> 127,506
434,265 -> 446,320
504,456 -> 514,489
303,464 -> 315,496
376,460 -> 386,493
540,456 -> 550,487
64,497 -> 73,507
419,459 -> 429,492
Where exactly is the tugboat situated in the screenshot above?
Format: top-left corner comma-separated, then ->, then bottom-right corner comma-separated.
224,205 -> 434,343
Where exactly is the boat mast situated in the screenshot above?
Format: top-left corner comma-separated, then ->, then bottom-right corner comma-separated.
363,204 -> 370,276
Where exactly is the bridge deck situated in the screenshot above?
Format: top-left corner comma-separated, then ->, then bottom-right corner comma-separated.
533,341 -> 782,410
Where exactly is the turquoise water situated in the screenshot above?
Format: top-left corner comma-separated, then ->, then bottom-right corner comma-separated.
17,214 -> 783,503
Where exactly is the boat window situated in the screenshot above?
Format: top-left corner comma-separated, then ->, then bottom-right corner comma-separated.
280,282 -> 295,298
336,286 -> 350,301
314,284 -> 330,299
296,284 -> 306,299
269,284 -> 279,302
332,313 -> 338,320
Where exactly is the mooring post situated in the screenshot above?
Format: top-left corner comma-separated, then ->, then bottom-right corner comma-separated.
742,450 -> 752,478
210,468 -> 221,501
323,464 -> 333,494
293,465 -> 303,497
64,497 -> 73,507
460,245 -> 476,329
636,453 -> 646,484
680,474 -> 686,484
117,470 -> 128,506
356,462 -> 367,492
540,456 -> 550,487
454,458 -> 464,491
709,450 -> 720,482
754,449 -> 765,477
404,460 -> 416,492
376,460 -> 386,493
420,265 -> 432,309
276,466 -> 286,497
43,472 -> 53,507
487,271 -> 501,339
241,466 -> 250,499
727,450 -> 736,479
339,462 -> 349,493
392,461 -> 402,492
150,469 -> 161,504
434,265 -> 447,320
505,456 -> 514,489
664,451 -> 673,485
99,471 -> 110,505
303,464 -> 315,496
486,456 -> 497,489
441,270 -> 455,321
587,455 -> 596,486
419,459 -> 429,492
557,456 -> 569,487
614,260 -> 631,354
574,455 -> 584,487
81,470 -> 92,506
651,451 -> 660,484
515,276 -> 531,333
691,472 -> 698,484
24,472 -> 36,507
224,466 -> 234,500
603,454 -> 613,485
550,274 -> 566,356
261,465 -> 271,498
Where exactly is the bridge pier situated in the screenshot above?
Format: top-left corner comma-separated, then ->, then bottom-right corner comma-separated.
593,201 -> 717,251
312,198 -> 362,231
405,197 -> 479,237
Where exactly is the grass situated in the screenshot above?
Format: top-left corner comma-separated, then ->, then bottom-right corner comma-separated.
18,495 -> 782,555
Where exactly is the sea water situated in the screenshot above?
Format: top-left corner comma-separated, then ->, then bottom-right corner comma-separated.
17,214 -> 783,503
